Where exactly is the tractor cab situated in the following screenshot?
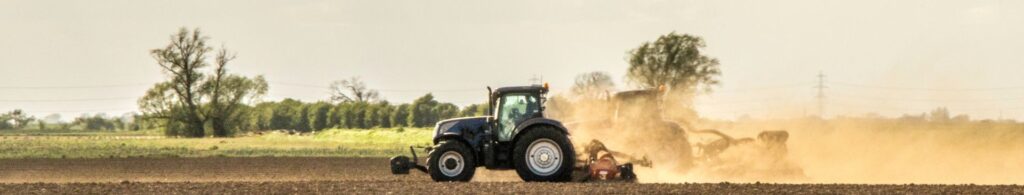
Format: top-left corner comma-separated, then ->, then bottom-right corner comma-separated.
488,84 -> 549,142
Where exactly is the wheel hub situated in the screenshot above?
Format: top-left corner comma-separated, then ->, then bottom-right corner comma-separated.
525,138 -> 562,176
438,151 -> 464,177
444,159 -> 458,169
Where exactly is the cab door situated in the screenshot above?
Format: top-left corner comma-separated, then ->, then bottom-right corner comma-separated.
493,93 -> 541,142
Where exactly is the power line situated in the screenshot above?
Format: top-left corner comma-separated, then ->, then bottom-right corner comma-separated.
829,91 -> 1024,102
21,107 -> 138,113
0,83 -> 150,89
831,81 -> 1024,91
0,97 -> 137,102
377,88 -> 482,93
828,99 -> 1024,112
267,81 -> 482,93
709,82 -> 814,93
269,82 -> 327,89
694,96 -> 791,105
696,107 -> 774,115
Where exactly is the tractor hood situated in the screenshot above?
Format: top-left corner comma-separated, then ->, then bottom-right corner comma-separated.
433,116 -> 490,144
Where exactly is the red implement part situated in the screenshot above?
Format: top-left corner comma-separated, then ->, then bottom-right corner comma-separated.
588,155 -> 620,180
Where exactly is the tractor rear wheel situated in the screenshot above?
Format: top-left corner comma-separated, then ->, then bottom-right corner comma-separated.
513,126 -> 575,182
427,140 -> 476,182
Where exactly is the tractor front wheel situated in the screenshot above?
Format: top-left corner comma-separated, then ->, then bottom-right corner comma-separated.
427,140 -> 476,182
513,126 -> 575,182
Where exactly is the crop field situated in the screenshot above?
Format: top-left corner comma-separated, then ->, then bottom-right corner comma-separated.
0,128 -> 432,159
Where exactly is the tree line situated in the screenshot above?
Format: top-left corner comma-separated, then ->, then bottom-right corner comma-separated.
241,93 -> 487,133
0,110 -> 158,131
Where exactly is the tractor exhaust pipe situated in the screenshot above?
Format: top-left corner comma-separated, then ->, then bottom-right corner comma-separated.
486,86 -> 493,116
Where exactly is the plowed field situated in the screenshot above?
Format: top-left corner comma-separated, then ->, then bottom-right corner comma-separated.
0,157 -> 1020,194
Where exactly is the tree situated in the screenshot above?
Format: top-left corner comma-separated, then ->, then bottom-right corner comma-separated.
250,102 -> 277,131
626,32 -> 720,93
364,102 -> 380,128
270,99 -> 303,130
140,27 -> 266,137
364,101 -> 394,128
306,102 -> 332,131
139,82 -> 180,131
145,28 -> 212,137
10,110 -> 35,129
131,113 -> 157,131
332,103 -> 356,128
326,103 -> 344,128
460,104 -> 489,117
929,107 -> 951,123
329,77 -> 380,103
72,114 -> 115,131
229,104 -> 255,132
205,74 -> 268,135
626,32 -> 720,121
571,71 -> 615,99
408,93 -> 439,127
434,103 -> 460,122
201,48 -> 269,136
295,103 -> 311,131
390,104 -> 410,127
112,117 -> 125,130
375,101 -> 395,128
346,102 -> 368,128
0,110 -> 35,130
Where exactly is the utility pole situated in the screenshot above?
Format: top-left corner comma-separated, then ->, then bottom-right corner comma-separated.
816,71 -> 827,118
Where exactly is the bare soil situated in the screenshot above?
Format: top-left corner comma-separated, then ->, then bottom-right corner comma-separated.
0,157 -> 1020,194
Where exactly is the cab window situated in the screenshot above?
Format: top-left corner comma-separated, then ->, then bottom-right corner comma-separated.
495,93 -> 540,141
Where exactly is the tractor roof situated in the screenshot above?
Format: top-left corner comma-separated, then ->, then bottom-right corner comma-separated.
493,85 -> 548,96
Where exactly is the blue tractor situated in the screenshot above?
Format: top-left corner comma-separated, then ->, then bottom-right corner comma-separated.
390,84 -> 576,182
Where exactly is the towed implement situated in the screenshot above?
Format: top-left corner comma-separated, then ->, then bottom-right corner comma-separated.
567,87 -> 802,178
572,139 -> 651,182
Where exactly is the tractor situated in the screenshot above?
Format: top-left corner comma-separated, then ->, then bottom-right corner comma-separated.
390,85 -> 799,182
390,84 -> 577,182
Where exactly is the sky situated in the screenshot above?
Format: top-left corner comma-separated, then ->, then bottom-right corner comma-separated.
1,0 -> 1023,121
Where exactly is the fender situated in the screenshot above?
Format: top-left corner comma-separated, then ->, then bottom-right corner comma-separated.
511,117 -> 570,138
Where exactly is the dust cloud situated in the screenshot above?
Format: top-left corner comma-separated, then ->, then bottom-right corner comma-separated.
552,91 -> 1024,184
